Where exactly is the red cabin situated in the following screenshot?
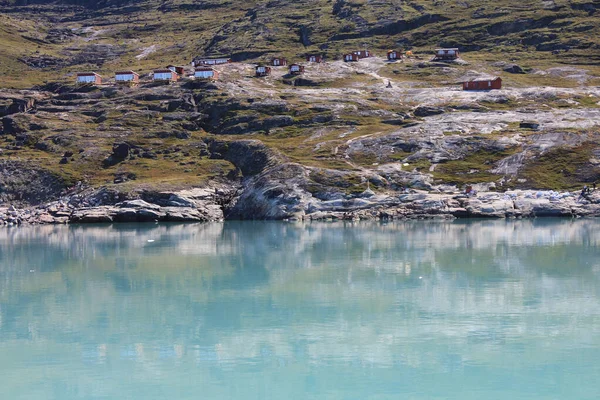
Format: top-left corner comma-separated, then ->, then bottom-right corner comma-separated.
167,65 -> 186,75
153,69 -> 179,82
271,58 -> 287,67
463,77 -> 502,91
194,67 -> 219,80
352,50 -> 371,59
343,53 -> 359,62
256,66 -> 272,77
289,64 -> 305,75
115,71 -> 139,84
387,50 -> 402,61
306,55 -> 323,63
76,72 -> 102,85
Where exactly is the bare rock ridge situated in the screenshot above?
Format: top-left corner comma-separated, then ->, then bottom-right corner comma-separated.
2,185 -> 600,225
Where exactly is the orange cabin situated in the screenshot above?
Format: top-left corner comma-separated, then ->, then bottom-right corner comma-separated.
76,72 -> 102,85
166,65 -> 186,75
115,71 -> 139,83
194,68 -> 219,80
153,69 -> 179,82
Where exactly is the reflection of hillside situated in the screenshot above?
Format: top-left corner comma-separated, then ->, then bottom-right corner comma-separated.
1,220 -> 600,398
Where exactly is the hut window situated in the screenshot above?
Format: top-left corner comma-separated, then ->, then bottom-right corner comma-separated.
195,70 -> 214,78
154,72 -> 173,80
116,74 -> 133,81
77,75 -> 96,83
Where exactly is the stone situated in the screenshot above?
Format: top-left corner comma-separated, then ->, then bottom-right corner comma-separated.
413,106 -> 445,117
520,121 -> 540,130
118,199 -> 161,210
503,64 -> 526,74
71,209 -> 113,223
112,142 -> 130,159
37,213 -> 55,224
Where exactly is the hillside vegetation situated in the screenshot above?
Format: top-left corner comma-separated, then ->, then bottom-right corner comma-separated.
0,0 -> 599,212
0,0 -> 599,86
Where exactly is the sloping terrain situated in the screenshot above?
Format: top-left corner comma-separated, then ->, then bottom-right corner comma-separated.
0,0 -> 599,216
0,0 -> 599,86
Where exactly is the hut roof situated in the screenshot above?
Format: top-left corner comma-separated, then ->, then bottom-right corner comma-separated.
466,76 -> 501,82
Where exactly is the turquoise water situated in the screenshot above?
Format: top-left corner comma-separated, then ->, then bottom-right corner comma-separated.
1,220 -> 599,399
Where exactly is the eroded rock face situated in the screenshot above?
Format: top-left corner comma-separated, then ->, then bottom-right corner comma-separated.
228,163 -> 314,220
0,97 -> 36,117
0,161 -> 67,206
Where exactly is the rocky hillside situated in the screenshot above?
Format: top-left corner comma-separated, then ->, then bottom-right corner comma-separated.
0,0 -> 600,220
0,0 -> 599,86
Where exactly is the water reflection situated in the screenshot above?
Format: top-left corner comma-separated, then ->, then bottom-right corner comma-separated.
0,220 -> 600,399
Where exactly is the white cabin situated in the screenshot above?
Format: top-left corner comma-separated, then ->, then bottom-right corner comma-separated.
115,71 -> 139,82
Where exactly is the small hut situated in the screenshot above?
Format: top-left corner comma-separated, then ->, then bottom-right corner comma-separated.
352,50 -> 371,59
76,72 -> 102,85
387,50 -> 402,61
115,70 -> 139,84
343,53 -> 359,62
306,55 -> 323,63
153,69 -> 179,82
193,57 -> 231,67
271,58 -> 287,67
433,48 -> 460,61
256,66 -> 271,77
463,77 -> 502,91
194,67 -> 219,80
289,64 -> 305,75
166,65 -> 186,75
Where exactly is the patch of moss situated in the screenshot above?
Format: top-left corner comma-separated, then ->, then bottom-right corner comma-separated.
518,144 -> 600,190
433,147 -> 520,185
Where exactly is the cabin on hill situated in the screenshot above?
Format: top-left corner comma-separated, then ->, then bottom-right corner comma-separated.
76,72 -> 102,85
271,57 -> 287,67
167,65 -> 186,75
463,77 -> 502,90
289,64 -> 305,75
307,54 -> 323,63
255,65 -> 271,77
194,67 -> 219,80
387,50 -> 402,61
433,48 -> 460,61
353,50 -> 371,59
192,57 -> 231,67
153,69 -> 179,82
343,53 -> 359,62
115,70 -> 139,84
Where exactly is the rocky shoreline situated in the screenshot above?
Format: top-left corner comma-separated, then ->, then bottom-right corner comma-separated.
1,186 -> 599,226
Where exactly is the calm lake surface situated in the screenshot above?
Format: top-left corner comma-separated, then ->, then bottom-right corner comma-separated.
1,220 -> 599,399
